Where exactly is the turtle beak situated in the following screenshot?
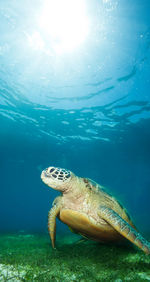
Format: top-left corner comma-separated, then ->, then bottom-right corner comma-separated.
41,170 -> 44,178
41,169 -> 48,181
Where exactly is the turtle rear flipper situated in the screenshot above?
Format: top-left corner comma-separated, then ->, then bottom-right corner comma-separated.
98,206 -> 150,254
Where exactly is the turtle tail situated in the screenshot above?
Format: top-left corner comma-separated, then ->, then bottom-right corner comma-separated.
99,206 -> 150,255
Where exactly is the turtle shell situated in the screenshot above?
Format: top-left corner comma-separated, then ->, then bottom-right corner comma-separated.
58,178 -> 135,243
59,208 -> 122,242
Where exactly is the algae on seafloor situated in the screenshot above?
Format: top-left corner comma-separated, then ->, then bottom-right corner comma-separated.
0,233 -> 150,281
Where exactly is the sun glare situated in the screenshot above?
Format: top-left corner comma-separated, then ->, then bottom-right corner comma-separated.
37,0 -> 89,53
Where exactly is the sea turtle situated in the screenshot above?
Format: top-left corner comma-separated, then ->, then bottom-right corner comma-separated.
41,166 -> 150,254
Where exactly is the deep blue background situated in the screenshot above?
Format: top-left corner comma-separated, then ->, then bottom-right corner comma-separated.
0,0 -> 150,238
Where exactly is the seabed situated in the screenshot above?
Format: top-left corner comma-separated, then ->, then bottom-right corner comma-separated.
0,233 -> 150,281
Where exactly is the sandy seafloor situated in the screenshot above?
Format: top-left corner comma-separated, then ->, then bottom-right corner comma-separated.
0,232 -> 150,281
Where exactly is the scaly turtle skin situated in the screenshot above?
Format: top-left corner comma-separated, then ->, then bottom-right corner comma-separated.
41,166 -> 150,254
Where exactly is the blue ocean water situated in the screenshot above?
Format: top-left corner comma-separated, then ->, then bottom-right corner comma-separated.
0,0 -> 150,240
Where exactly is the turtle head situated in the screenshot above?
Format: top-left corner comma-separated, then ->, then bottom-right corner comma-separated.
41,166 -> 73,191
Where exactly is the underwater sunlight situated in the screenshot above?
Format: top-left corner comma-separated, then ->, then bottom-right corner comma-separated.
36,0 -> 90,54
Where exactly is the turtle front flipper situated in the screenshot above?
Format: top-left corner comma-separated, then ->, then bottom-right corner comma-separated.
48,196 -> 62,248
98,206 -> 150,254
